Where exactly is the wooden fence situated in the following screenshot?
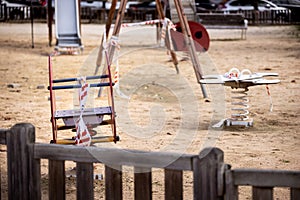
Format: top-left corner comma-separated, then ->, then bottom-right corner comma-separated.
197,9 -> 292,25
0,4 -> 47,22
240,9 -> 291,25
0,4 -> 30,22
0,123 -> 299,199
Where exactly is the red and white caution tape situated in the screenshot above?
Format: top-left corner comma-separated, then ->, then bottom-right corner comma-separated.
100,30 -> 129,99
121,19 -> 161,28
160,18 -> 167,46
75,117 -> 91,146
110,36 -> 121,50
113,18 -> 176,47
265,84 -> 273,112
111,18 -> 176,30
75,77 -> 92,146
113,60 -> 130,99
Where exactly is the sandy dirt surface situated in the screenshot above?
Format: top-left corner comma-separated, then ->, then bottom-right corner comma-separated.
0,23 -> 299,199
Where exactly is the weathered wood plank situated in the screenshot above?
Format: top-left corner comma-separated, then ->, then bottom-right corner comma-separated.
232,169 -> 300,188
224,165 -> 238,200
134,167 -> 152,200
0,153 -> 1,200
7,123 -> 41,200
105,165 -> 122,200
165,169 -> 183,200
252,187 -> 273,200
77,162 -> 94,200
0,129 -> 7,144
28,134 -> 41,200
193,147 -> 224,200
49,159 -> 65,200
0,129 -> 4,200
34,143 -> 194,170
291,188 -> 300,200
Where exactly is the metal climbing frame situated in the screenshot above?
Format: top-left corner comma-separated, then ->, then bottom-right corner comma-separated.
48,56 -> 119,144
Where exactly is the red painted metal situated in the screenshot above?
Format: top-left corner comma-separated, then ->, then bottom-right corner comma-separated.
171,21 -> 210,52
48,56 -> 57,143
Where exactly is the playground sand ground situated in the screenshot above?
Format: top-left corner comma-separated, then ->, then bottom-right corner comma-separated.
0,23 -> 299,199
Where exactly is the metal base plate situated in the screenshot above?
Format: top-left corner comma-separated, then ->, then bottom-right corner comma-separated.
213,118 -> 253,128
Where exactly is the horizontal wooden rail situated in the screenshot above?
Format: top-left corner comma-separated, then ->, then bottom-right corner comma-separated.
34,143 -> 195,171
232,168 -> 300,188
225,166 -> 300,200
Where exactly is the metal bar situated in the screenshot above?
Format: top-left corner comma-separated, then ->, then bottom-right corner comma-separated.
50,82 -> 114,90
53,74 -> 109,83
155,0 -> 179,74
54,136 -> 118,145
48,56 -> 57,143
57,119 -> 112,130
47,0 -> 53,46
104,50 -> 117,143
30,0 -> 34,48
173,0 -> 208,98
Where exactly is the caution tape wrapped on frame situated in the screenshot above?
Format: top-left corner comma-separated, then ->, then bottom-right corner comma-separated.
75,77 -> 92,146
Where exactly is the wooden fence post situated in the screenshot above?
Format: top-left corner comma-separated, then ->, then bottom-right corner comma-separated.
134,167 -> 152,200
0,128 -> 8,200
193,147 -> 224,200
0,128 -> 6,144
165,169 -> 183,200
105,165 -> 122,200
291,188 -> 300,200
77,162 -> 94,200
224,164 -> 238,200
6,123 -> 41,200
49,160 -> 65,200
252,187 -> 273,200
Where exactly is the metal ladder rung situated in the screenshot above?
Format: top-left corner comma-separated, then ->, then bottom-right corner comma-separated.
49,82 -> 114,90
55,106 -> 112,119
56,119 -> 113,130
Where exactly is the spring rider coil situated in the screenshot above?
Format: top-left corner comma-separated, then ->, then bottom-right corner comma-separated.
200,68 -> 280,127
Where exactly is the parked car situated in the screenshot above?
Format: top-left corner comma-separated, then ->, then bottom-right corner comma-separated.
128,1 -> 156,10
269,0 -> 300,22
80,0 -> 139,11
195,0 -> 218,11
270,0 -> 300,5
127,1 -> 157,20
219,0 -> 291,20
219,0 -> 290,12
81,1 -> 108,10
0,0 -> 30,19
